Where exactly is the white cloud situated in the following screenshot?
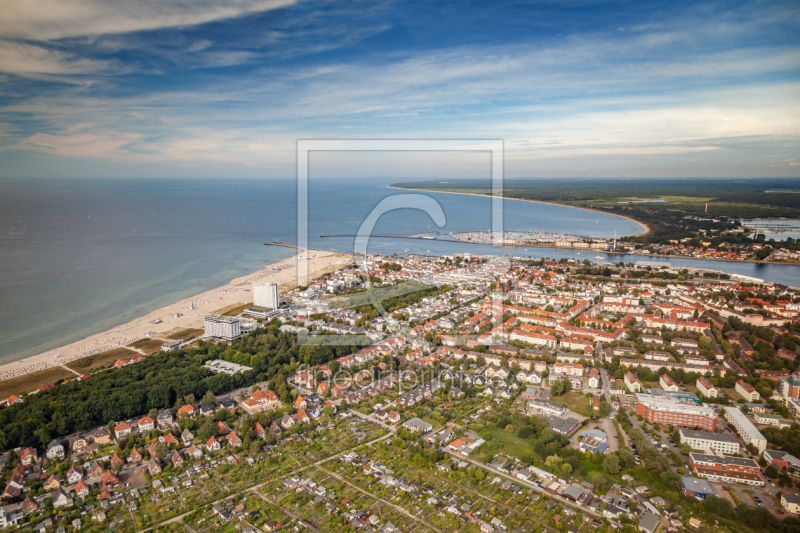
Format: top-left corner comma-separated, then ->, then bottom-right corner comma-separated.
0,40 -> 111,76
0,0 -> 297,40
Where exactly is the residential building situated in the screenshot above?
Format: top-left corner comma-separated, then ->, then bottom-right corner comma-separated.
659,374 -> 679,392
696,376 -> 717,398
203,314 -> 242,340
777,374 -> 800,400
724,407 -> 767,453
114,421 -> 131,440
402,418 -> 433,434
735,380 -> 760,402
254,282 -> 280,310
625,372 -> 643,393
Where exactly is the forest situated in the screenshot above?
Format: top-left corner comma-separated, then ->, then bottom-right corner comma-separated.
0,323 -> 358,453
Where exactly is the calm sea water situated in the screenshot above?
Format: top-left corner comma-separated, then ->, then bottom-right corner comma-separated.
0,177 -> 798,363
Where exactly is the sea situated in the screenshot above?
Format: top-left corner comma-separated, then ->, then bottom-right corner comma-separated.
1,177 -> 798,364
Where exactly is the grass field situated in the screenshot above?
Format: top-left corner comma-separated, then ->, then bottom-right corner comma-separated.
66,347 -> 139,371
0,366 -> 76,399
222,303 -> 254,316
551,391 -> 592,417
128,338 -> 165,354
481,428 -> 535,461
166,328 -> 204,341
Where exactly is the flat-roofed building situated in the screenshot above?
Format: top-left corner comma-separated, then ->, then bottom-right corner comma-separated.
765,450 -> 800,475
643,388 -> 699,405
735,380 -> 760,402
161,340 -> 181,352
679,428 -> 739,455
635,394 -> 717,431
689,453 -> 763,486
782,492 -> 800,514
753,412 -> 790,428
253,282 -> 279,311
777,374 -> 800,400
724,407 -> 767,454
203,315 -> 241,341
696,376 -> 717,398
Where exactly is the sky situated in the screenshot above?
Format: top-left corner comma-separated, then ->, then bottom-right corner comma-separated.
0,0 -> 799,178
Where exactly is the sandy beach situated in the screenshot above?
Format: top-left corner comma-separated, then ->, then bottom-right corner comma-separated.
0,249 -> 352,383
387,185 -> 651,237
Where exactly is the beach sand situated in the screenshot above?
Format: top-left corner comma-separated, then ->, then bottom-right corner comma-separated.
0,249 -> 352,383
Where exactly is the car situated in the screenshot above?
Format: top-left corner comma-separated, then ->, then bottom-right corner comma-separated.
779,511 -> 785,515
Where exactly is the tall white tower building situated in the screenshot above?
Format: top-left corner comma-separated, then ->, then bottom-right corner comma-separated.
254,282 -> 279,310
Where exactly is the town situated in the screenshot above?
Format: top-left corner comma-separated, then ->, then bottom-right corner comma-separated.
1,253 -> 800,533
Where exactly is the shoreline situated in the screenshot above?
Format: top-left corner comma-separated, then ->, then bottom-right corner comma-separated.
0,249 -> 352,384
386,185 -> 651,237
386,186 -> 800,266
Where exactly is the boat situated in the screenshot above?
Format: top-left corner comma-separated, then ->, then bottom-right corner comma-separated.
594,255 -> 604,260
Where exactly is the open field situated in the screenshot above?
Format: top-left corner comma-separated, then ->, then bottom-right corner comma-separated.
551,391 -> 593,417
66,347 -> 140,371
221,303 -> 255,316
0,366 -> 76,398
479,428 -> 535,461
166,328 -> 205,341
128,338 -> 166,355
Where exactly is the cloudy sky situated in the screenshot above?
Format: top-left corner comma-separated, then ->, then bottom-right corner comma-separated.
0,0 -> 798,178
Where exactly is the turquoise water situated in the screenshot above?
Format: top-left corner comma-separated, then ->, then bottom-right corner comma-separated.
0,177 -> 797,363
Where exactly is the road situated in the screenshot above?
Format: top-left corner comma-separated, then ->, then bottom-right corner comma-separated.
439,447 -> 617,527
141,429 -> 393,532
318,464 -> 445,533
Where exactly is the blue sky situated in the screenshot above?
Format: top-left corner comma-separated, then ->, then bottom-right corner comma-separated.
0,0 -> 798,178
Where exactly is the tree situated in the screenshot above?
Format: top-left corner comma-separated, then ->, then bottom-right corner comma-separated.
545,455 -> 563,471
560,464 -> 572,477
766,465 -> 779,479
603,454 -> 620,475
550,380 -> 564,397
598,401 -> 612,418
618,448 -> 635,469
202,391 -> 216,406
660,469 -> 682,491
154,443 -> 168,461
703,495 -> 735,518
